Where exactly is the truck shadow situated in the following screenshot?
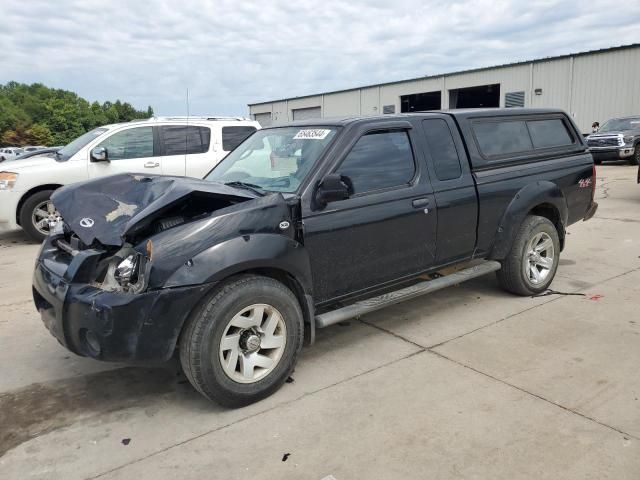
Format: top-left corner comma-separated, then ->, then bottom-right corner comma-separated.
0,229 -> 38,246
0,361 -> 208,457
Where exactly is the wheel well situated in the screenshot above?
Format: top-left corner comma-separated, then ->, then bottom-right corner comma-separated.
16,184 -> 62,225
244,267 -> 310,315
529,203 -> 565,250
235,267 -> 315,342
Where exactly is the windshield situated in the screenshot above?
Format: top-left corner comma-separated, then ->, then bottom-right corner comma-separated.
599,117 -> 640,133
57,127 -> 108,160
206,126 -> 338,193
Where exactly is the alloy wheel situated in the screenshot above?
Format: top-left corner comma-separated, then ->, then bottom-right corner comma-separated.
31,200 -> 61,236
218,303 -> 287,384
523,231 -> 555,285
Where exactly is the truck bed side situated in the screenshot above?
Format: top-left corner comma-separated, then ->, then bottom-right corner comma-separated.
449,111 -> 595,259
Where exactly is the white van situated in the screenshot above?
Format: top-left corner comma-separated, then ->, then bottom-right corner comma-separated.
0,116 -> 260,241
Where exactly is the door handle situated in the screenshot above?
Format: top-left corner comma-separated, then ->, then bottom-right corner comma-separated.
144,161 -> 160,168
412,198 -> 430,208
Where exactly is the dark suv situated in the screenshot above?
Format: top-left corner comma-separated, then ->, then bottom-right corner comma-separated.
33,108 -> 597,407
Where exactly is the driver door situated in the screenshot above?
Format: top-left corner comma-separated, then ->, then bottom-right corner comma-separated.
302,125 -> 437,304
87,126 -> 162,178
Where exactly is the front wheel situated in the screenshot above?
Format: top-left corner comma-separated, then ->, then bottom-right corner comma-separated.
179,275 -> 303,407
496,215 -> 560,296
19,190 -> 60,242
630,147 -> 640,166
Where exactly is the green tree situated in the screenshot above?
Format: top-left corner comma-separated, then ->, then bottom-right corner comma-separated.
25,123 -> 54,145
0,82 -> 153,146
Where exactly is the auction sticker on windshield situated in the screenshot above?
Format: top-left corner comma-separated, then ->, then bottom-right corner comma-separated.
293,129 -> 331,140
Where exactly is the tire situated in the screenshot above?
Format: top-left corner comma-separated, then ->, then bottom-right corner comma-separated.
593,157 -> 602,165
496,215 -> 560,296
18,189 -> 60,242
630,146 -> 640,166
179,275 -> 303,407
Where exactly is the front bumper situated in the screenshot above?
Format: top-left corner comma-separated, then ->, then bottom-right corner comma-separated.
32,236 -> 212,362
0,189 -> 22,231
590,146 -> 635,160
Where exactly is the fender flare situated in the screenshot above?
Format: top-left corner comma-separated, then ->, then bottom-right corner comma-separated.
164,233 -> 312,291
489,181 -> 568,260
163,233 -> 315,341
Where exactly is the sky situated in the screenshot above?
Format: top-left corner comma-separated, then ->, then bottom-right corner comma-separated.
1,0 -> 639,116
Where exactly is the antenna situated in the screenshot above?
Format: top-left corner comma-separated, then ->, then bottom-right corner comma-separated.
185,87 -> 189,173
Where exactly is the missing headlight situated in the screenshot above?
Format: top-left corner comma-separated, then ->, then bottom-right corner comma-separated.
114,255 -> 139,287
99,249 -> 149,294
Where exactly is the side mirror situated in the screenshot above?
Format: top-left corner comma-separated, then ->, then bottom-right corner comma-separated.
315,173 -> 352,208
90,147 -> 108,162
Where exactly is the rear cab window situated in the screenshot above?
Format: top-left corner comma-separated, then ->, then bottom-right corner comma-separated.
471,114 -> 578,165
527,119 -> 574,148
422,119 -> 463,181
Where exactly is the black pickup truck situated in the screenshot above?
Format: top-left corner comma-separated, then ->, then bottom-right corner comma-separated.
33,108 -> 597,407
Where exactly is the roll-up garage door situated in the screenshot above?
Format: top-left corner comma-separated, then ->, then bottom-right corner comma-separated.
292,106 -> 321,121
254,113 -> 272,127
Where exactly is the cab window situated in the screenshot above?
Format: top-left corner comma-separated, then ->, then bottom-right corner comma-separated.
97,127 -> 155,160
336,130 -> 415,195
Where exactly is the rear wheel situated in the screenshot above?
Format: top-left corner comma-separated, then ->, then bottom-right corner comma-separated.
496,215 -> 560,296
19,190 -> 60,242
179,275 -> 303,407
630,146 -> 640,165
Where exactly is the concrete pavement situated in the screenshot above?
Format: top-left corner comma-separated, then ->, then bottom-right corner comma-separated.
1,163 -> 639,479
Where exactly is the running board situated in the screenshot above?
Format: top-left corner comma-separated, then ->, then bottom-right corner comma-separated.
315,260 -> 502,328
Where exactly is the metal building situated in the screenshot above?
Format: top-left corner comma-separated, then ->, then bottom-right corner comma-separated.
248,44 -> 640,133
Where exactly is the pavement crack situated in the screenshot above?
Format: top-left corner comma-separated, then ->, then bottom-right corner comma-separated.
0,299 -> 33,308
430,264 -> 640,350
354,266 -> 640,442
358,318 -> 427,349
594,216 -> 640,224
85,349 -> 426,480
427,349 -> 640,442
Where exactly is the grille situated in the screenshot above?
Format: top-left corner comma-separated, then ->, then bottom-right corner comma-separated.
587,137 -> 619,147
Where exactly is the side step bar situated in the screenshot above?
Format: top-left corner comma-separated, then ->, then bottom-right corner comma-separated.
315,260 -> 502,328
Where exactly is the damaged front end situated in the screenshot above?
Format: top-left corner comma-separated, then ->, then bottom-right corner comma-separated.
51,221 -> 151,294
33,221 -> 213,362
33,173 -> 298,362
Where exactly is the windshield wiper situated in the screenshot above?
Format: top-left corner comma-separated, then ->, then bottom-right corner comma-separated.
224,181 -> 266,197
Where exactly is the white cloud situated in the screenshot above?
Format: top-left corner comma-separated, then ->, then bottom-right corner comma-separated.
1,0 -> 638,115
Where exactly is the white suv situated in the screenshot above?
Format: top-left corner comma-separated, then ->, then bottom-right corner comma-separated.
0,116 -> 260,241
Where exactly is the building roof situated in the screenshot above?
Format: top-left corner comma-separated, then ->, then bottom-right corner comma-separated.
261,108 -> 567,128
248,43 -> 639,107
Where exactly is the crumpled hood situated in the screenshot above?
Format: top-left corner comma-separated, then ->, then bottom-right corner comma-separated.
51,173 -> 256,247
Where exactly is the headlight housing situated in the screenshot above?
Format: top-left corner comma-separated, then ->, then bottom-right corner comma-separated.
623,135 -> 634,144
101,252 -> 148,293
114,254 -> 140,287
0,172 -> 18,190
